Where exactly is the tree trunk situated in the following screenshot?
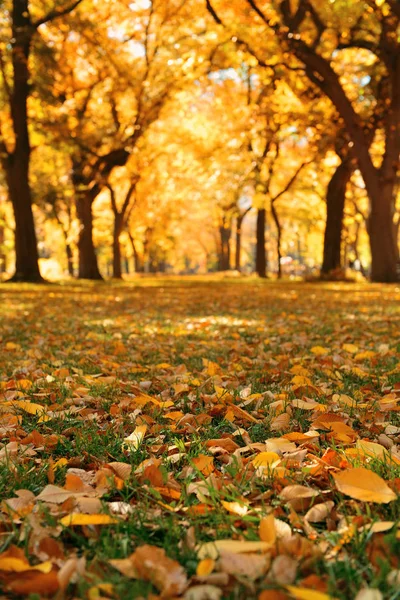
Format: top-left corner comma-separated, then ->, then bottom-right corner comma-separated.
256,208 -> 267,278
124,255 -> 130,274
321,161 -> 352,276
113,214 -> 123,279
271,201 -> 282,279
218,224 -> 231,270
66,242 -> 74,277
235,209 -> 250,271
368,184 -> 399,282
278,2 -> 400,282
6,0 -> 42,282
75,190 -> 102,280
128,233 -> 143,272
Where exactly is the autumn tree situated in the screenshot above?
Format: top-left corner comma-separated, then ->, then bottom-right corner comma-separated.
0,0 -> 84,282
220,0 -> 400,282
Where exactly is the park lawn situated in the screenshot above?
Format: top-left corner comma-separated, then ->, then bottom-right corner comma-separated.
0,277 -> 399,599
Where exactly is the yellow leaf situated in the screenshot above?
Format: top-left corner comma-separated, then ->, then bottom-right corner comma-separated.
123,425 -> 147,451
88,583 -> 115,600
197,540 -> 273,560
226,402 -> 260,423
290,365 -> 311,376
342,344 -> 358,354
310,346 -> 329,356
259,513 -> 276,544
0,558 -> 52,573
224,408 -> 235,422
60,513 -> 120,526
356,440 -> 400,464
333,467 -> 397,503
133,394 -> 173,409
196,558 -> 215,576
287,586 -> 336,600
291,375 -> 312,385
252,452 -> 280,468
53,458 -> 68,470
16,379 -> 32,390
221,500 -> 248,516
355,351 -> 375,361
11,400 -> 51,422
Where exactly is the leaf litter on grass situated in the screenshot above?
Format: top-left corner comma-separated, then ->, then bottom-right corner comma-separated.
0,279 -> 399,599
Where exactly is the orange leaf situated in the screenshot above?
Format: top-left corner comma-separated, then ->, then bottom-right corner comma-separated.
333,467 -> 397,503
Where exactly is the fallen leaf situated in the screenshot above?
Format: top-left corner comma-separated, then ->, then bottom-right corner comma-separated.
197,540 -> 273,560
60,513 -> 119,526
333,468 -> 397,504
287,586 -> 335,600
123,424 -> 147,451
131,544 -> 188,596
196,558 -> 215,577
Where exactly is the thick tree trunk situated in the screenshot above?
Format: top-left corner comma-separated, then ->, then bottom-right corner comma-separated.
6,0 -> 42,282
368,184 -> 399,282
218,224 -> 231,270
6,161 -> 42,282
75,191 -> 102,280
278,2 -> 400,282
271,201 -> 282,279
321,161 -> 352,276
113,214 -> 123,279
256,208 -> 267,278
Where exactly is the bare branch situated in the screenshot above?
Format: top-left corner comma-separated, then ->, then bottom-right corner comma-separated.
205,0 -> 223,25
107,183 -> 118,214
271,159 -> 311,203
33,0 -> 85,27
120,179 -> 138,218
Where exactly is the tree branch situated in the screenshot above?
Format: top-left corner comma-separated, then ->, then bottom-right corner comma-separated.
205,0 -> 223,25
33,0 -> 85,28
271,160 -> 311,203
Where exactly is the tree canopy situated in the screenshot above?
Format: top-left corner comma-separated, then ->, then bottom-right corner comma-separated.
0,0 -> 399,281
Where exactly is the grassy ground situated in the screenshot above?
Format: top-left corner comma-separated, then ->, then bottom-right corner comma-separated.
0,277 -> 399,599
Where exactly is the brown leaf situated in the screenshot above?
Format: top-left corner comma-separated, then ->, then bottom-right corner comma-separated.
131,545 -> 188,597
280,485 -> 320,512
6,571 -> 59,596
304,501 -> 334,523
219,551 -> 269,580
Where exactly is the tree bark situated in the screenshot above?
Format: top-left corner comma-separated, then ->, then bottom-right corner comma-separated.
218,223 -> 231,270
235,208 -> 251,271
6,0 -> 42,282
75,190 -> 102,280
65,242 -> 74,277
128,233 -> 143,272
271,201 -> 282,279
256,208 -> 267,278
368,183 -> 399,282
321,160 -> 353,275
113,214 -> 123,279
